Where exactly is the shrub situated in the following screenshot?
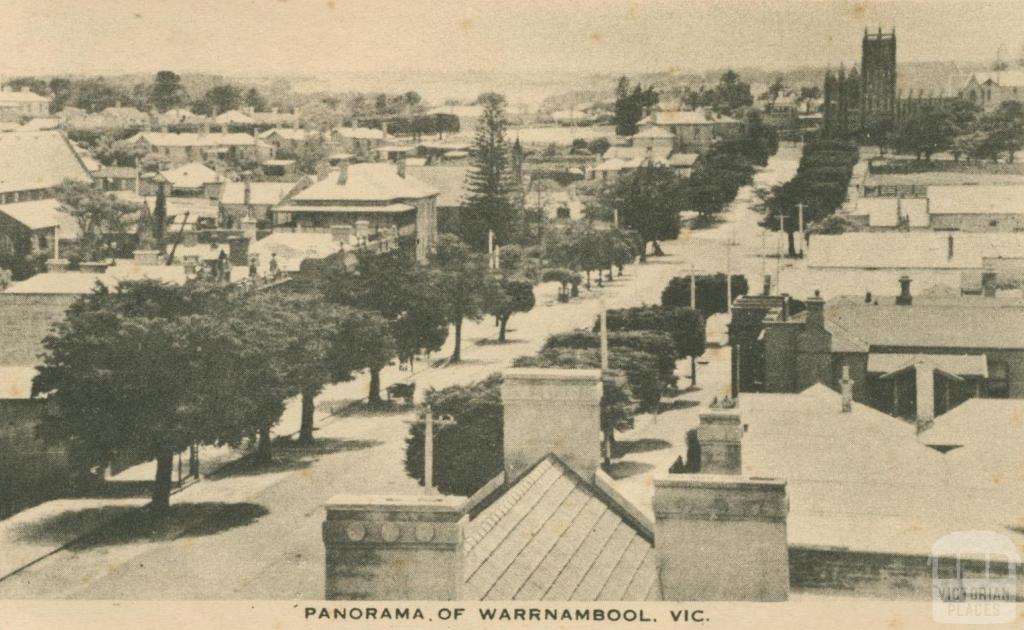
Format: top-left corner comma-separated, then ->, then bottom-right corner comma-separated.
661,274 -> 750,318
595,305 -> 706,360
543,330 -> 677,387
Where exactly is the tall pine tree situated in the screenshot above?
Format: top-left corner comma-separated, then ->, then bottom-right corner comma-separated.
461,92 -> 516,251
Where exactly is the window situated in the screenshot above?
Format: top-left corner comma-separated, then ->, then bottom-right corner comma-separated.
987,361 -> 1010,398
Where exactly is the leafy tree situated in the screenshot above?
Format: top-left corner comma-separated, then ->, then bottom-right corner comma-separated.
712,70 -> 754,115
612,78 -> 658,136
984,100 -> 1024,163
404,374 -> 503,496
33,282 -> 256,511
487,277 -> 535,342
461,92 -> 516,250
597,305 -> 706,386
431,234 -> 499,362
55,179 -> 140,263
199,84 -> 242,115
152,185 -> 167,248
151,71 -> 184,112
321,248 -> 441,402
662,274 -> 750,318
600,165 -> 685,260
244,87 -> 267,112
543,330 -> 677,392
895,106 -> 956,161
541,267 -> 582,301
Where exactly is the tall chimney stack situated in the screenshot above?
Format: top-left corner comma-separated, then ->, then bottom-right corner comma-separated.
323,495 -> 466,600
500,368 -> 603,483
654,400 -> 789,602
840,364 -> 854,413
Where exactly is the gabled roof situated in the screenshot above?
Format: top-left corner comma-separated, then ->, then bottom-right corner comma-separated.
920,398 -> 1024,448
0,198 -> 80,237
258,128 -> 308,142
215,110 -> 256,125
0,131 -> 93,193
131,132 -> 265,148
159,162 -> 219,189
0,89 -> 49,103
969,70 -> 1024,88
641,109 -> 739,126
332,126 -> 388,140
290,163 -> 437,203
463,456 -> 658,601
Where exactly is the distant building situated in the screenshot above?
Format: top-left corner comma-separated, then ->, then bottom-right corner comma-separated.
961,71 -> 1024,113
757,280 -> 1024,428
0,87 -> 51,117
127,132 -> 275,166
157,161 -> 222,197
637,109 -> 742,152
258,127 -> 312,152
329,125 -> 391,159
0,131 -> 94,205
219,179 -> 306,225
823,28 -> 898,138
272,162 -> 439,261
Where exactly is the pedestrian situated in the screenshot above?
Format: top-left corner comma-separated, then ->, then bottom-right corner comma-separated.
269,253 -> 279,279
248,258 -> 258,281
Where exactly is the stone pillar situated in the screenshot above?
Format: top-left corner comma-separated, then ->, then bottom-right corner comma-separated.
696,408 -> 742,475
653,475 -> 789,601
500,368 -> 603,483
915,362 -> 935,428
322,495 -> 466,600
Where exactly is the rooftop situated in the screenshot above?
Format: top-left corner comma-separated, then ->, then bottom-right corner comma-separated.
0,198 -> 80,237
920,398 -> 1024,448
404,165 -> 468,207
969,70 -> 1024,88
806,232 -> 1024,270
463,456 -> 658,601
131,132 -> 267,148
159,162 -> 219,189
220,181 -> 300,206
808,293 -> 1024,351
928,184 -> 1024,215
290,163 -> 437,203
640,109 -> 739,126
0,131 -> 93,194
249,231 -> 345,271
258,128 -> 308,142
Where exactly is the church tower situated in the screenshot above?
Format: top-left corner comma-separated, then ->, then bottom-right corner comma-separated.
860,27 -> 897,132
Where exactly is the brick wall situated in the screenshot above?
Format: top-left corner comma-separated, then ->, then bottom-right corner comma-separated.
790,545 -> 1024,600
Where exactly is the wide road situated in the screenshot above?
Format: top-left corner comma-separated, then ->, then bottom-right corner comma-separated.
0,147 -> 799,599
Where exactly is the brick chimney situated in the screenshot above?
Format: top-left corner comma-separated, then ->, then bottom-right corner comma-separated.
500,368 -> 603,483
397,156 -> 406,178
654,475 -> 788,601
896,275 -> 912,306
805,290 -> 825,328
840,364 -> 854,413
695,404 -> 742,475
336,161 -> 348,185
982,271 -> 997,298
322,495 -> 466,600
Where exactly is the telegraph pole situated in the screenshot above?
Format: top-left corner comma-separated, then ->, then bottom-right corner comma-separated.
777,216 -> 784,295
797,203 -> 805,257
599,298 -> 609,371
424,407 -> 434,496
726,238 -> 733,315
689,263 -> 696,309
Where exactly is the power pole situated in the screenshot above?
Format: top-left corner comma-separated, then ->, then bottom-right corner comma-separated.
726,238 -> 733,315
424,407 -> 434,496
689,263 -> 696,309
776,216 -> 784,295
599,299 -> 609,371
797,203 -> 805,257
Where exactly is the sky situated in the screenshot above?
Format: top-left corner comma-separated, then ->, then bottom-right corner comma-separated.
2,0 -> 1023,77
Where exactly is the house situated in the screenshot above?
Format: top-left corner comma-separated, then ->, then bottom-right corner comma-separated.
156,108 -> 198,127
322,369 -> 789,602
0,87 -> 51,117
0,199 -> 81,278
219,179 -> 306,225
258,127 -> 311,152
127,132 -> 275,167
404,164 -> 469,222
806,232 -> 1024,270
329,125 -> 391,158
637,108 -> 742,152
251,108 -> 299,128
273,161 -> 439,261
961,71 -> 1024,113
845,185 -> 1024,232
157,162 -> 222,197
93,166 -> 140,193
757,279 -> 1024,427
98,105 -> 150,127
0,131 -> 94,205
215,109 -> 256,126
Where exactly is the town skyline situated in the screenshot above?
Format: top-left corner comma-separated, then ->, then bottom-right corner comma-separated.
3,0 -> 1023,78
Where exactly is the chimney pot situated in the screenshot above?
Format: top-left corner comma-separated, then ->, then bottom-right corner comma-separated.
805,293 -> 825,328
896,275 -> 913,306
501,368 -> 603,483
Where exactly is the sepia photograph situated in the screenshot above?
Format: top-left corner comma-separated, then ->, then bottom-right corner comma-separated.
0,1 -> 1023,628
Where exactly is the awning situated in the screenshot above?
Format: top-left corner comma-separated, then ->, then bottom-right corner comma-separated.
868,353 -> 988,378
